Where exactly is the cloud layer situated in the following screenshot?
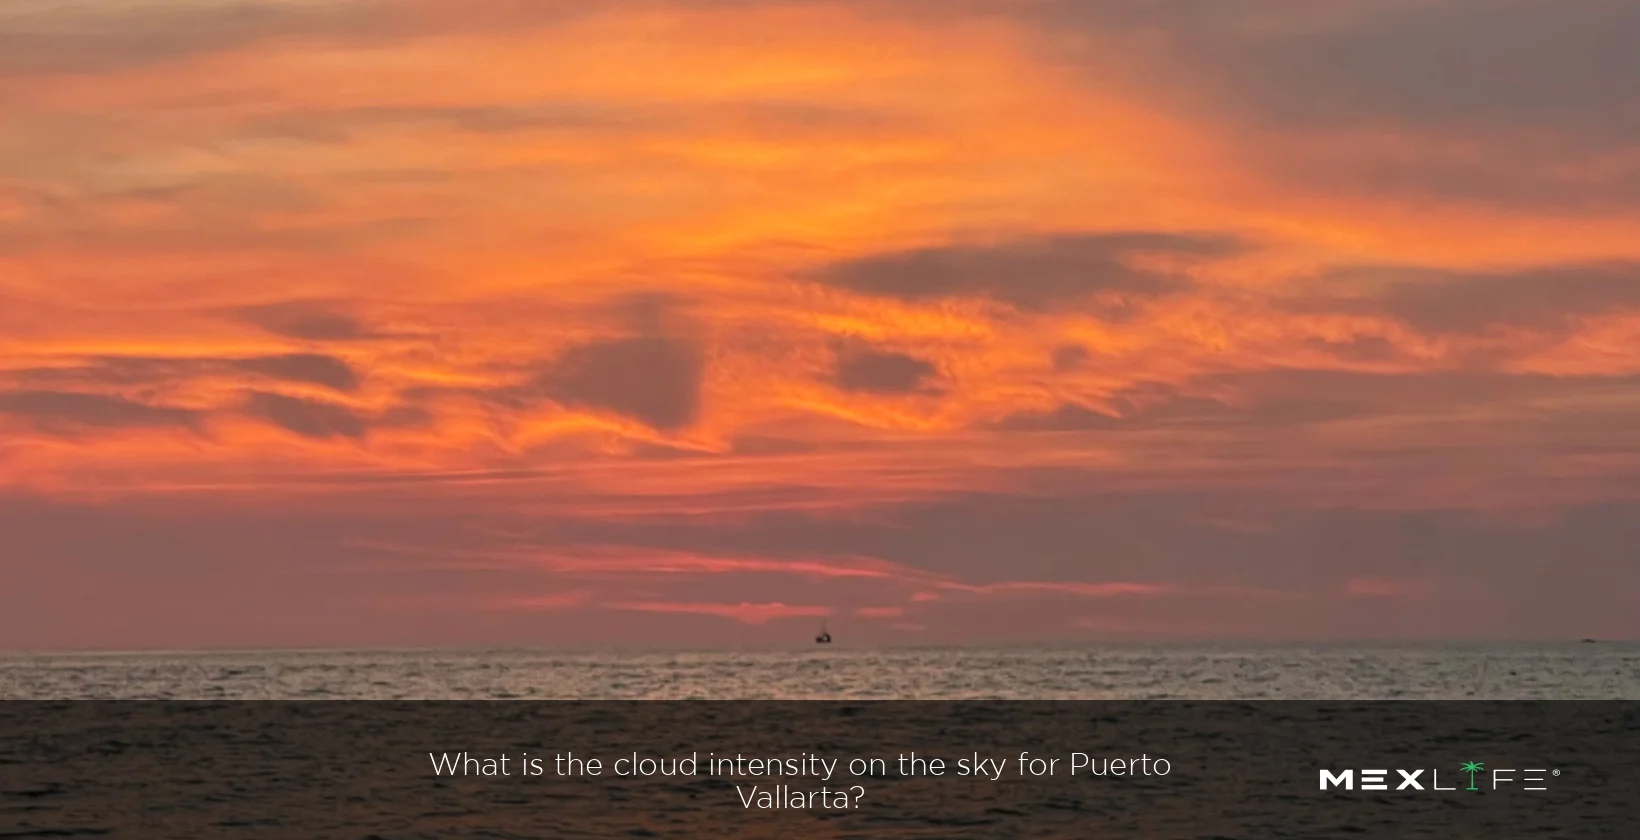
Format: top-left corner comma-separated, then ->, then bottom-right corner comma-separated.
2,0 -> 1637,648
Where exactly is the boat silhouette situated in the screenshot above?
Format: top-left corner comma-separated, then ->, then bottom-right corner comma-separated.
815,621 -> 832,644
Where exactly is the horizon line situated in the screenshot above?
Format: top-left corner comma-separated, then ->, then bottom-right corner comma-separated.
1,638 -> 1631,657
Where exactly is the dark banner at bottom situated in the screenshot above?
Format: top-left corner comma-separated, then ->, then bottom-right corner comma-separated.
1,702 -> 1634,838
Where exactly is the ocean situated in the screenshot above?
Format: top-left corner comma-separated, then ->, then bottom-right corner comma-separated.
2,642 -> 1635,699
3,699 -> 1637,836
3,649 -> 1637,836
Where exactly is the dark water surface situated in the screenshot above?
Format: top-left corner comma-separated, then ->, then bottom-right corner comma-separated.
1,702 -> 1634,838
3,643 -> 1636,699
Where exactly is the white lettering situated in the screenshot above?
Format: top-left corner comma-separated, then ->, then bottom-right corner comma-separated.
1320,769 -> 1354,790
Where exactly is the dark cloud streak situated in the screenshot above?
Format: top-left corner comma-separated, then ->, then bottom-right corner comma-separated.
233,354 -> 359,392
0,390 -> 201,431
532,337 -> 705,431
1293,262 -> 1640,335
234,301 -> 371,342
999,369 -> 1640,432
815,232 -> 1234,311
1,353 -> 360,393
833,344 -> 938,394
244,392 -> 367,439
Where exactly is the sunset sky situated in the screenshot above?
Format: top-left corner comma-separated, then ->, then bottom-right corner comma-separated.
3,0 -> 1638,649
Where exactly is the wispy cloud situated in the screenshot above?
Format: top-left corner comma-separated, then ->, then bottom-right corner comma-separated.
605,600 -> 832,625
2,0 -> 1637,646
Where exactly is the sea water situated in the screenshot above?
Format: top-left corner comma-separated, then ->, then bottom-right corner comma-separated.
1,642 -> 1634,699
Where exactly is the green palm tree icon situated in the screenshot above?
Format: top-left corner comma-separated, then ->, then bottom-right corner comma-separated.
1460,761 -> 1484,791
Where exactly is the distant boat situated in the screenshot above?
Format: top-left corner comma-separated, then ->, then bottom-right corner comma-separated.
815,622 -> 832,644
1580,638 -> 1599,644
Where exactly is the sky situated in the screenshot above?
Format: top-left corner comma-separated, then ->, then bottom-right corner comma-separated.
2,0 -> 1638,649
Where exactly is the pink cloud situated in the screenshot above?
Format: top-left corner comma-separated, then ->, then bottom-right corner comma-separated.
854,605 -> 905,619
489,546 -> 920,582
1346,577 -> 1428,598
943,580 -> 1171,598
362,542 -> 1179,607
506,591 -> 593,610
604,600 -> 833,625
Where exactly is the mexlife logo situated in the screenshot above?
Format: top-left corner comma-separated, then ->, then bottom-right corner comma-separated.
1319,762 -> 1558,792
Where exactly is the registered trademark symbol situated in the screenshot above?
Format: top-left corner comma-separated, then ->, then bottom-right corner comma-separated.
1552,769 -> 1561,776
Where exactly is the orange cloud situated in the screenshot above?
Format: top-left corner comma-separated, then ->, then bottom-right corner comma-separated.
2,0 -> 1638,647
